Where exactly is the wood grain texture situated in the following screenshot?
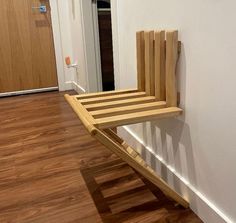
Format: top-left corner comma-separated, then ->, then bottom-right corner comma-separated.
66,93 -> 187,206
94,128 -> 192,211
79,92 -> 146,105
95,107 -> 182,129
66,30 -> 182,130
84,96 -> 156,111
155,30 -> 166,100
76,88 -> 138,100
65,29 -> 186,207
0,91 -> 104,223
144,31 -> 155,96
166,30 -> 178,106
90,101 -> 167,119
81,159 -> 203,223
0,0 -> 58,93
136,31 -> 145,91
0,91 -> 202,223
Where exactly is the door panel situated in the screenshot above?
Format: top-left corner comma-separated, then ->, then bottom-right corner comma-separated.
0,0 -> 58,93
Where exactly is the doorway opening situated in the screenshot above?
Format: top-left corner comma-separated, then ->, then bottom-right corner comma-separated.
96,0 -> 115,91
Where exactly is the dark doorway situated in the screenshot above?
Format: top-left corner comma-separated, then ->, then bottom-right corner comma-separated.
97,0 -> 115,91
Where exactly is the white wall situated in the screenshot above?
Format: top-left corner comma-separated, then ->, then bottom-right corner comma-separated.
78,0 -> 103,92
55,0 -> 102,93
111,0 -> 236,222
52,0 -> 92,92
56,0 -> 75,90
67,0 -> 88,92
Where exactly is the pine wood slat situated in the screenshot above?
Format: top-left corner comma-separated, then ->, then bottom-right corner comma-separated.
154,31 -> 166,100
145,31 -> 155,96
79,92 -> 146,105
136,31 -> 145,91
90,101 -> 166,119
76,88 -> 138,100
166,31 -> 178,107
84,96 -> 156,111
95,107 -> 182,129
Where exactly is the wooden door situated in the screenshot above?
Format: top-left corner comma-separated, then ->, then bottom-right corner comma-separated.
0,0 -> 58,93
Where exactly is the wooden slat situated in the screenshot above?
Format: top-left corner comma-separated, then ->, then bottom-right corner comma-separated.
166,31 -> 178,107
94,129 -> 189,208
64,94 -> 97,134
84,96 -> 156,111
79,92 -> 146,105
95,107 -> 182,129
90,101 -> 166,119
76,88 -> 138,100
144,31 -> 155,96
155,31 -> 166,100
104,129 -> 141,156
104,129 -> 124,145
136,31 -> 145,91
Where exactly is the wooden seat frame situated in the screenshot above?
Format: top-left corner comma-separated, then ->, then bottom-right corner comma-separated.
65,30 -> 189,208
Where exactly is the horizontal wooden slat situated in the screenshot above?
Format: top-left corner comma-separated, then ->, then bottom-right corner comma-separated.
84,96 -> 156,111
79,92 -> 146,105
75,88 -> 138,100
95,107 -> 182,129
90,101 -> 166,119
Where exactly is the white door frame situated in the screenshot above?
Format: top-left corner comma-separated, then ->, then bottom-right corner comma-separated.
80,0 -> 103,93
50,0 -> 67,91
110,0 -> 120,89
52,0 -> 104,93
91,0 -> 103,92
80,0 -> 119,92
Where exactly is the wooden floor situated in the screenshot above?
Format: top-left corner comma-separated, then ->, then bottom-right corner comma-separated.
0,91 -> 203,223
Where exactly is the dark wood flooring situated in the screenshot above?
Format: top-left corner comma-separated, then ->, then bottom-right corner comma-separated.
0,91 -> 203,223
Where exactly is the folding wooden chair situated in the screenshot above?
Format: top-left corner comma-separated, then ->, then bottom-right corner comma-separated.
65,30 -> 189,208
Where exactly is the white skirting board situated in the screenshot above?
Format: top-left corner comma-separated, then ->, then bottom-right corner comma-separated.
0,87 -> 58,97
118,126 -> 233,223
65,81 -> 86,94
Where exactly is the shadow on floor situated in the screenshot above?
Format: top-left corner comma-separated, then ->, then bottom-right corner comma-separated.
81,159 -> 202,223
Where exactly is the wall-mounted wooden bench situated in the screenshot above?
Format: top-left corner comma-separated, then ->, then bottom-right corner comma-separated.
65,30 -> 189,208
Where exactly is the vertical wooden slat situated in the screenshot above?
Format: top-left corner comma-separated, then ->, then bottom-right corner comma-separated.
154,31 -> 166,100
144,31 -> 155,96
166,31 -> 178,106
136,31 -> 145,91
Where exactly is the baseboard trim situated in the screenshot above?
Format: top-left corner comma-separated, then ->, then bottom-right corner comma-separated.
118,126 -> 233,223
0,87 -> 58,97
65,81 -> 86,94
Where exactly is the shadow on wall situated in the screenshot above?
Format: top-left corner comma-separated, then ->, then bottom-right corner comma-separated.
138,43 -> 198,208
